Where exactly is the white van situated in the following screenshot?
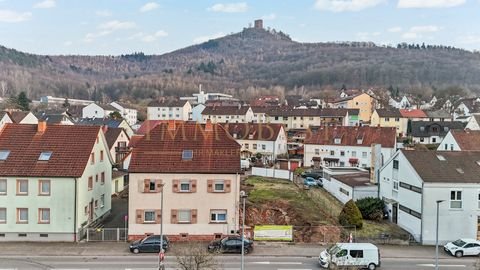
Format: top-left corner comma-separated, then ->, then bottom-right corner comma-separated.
318,243 -> 380,270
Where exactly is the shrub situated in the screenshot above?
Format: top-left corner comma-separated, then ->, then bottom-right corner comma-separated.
356,197 -> 385,221
338,200 -> 363,229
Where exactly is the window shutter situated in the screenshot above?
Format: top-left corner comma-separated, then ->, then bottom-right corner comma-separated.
172,179 -> 180,193
143,179 -> 150,193
155,210 -> 162,224
190,180 -> 197,193
207,180 -> 213,193
136,209 -> 143,224
225,180 -> 231,193
155,180 -> 163,193
171,209 -> 178,224
191,209 -> 197,224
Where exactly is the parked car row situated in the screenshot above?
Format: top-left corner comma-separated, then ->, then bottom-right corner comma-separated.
303,176 -> 323,188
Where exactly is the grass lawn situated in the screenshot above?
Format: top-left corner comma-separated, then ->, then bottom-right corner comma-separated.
244,176 -> 408,240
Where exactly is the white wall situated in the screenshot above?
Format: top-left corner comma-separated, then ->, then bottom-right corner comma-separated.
0,114 -> 12,130
251,167 -> 292,180
83,104 -> 109,119
465,117 -> 480,130
19,113 -> 38,124
192,104 -> 206,122
353,186 -> 378,201
436,132 -> 461,151
323,178 -> 354,204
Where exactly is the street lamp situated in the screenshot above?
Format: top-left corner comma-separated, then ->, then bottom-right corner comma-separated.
158,183 -> 165,270
240,190 -> 248,270
435,200 -> 444,270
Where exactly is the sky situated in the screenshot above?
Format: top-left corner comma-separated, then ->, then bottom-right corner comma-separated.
0,0 -> 478,55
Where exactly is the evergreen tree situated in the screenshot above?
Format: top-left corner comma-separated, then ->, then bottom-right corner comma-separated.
62,98 -> 70,108
16,91 -> 30,111
338,200 -> 363,229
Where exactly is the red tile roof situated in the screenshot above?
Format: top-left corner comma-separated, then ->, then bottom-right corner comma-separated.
304,126 -> 396,148
0,124 -> 100,177
222,123 -> 284,141
129,122 -> 241,174
399,109 -> 427,118
450,129 -> 480,151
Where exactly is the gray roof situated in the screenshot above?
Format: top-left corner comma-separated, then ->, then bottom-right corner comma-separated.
425,110 -> 451,119
410,121 -> 464,137
402,150 -> 480,183
375,109 -> 402,118
97,104 -> 118,111
75,118 -> 122,128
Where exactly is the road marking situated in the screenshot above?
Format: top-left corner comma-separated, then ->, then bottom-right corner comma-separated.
417,264 -> 466,268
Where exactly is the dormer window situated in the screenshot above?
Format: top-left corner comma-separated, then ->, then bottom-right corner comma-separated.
182,150 -> 193,160
38,151 -> 52,161
233,133 -> 238,139
334,138 -> 341,144
444,127 -> 449,132
249,134 -> 254,139
357,139 -> 363,144
420,126 -> 425,132
0,150 -> 10,161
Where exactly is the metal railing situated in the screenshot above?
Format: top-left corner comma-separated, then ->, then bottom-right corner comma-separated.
85,228 -> 128,242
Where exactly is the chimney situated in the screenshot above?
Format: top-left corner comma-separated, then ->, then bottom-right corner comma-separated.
205,119 -> 213,132
37,120 -> 47,133
168,120 -> 176,131
102,125 -> 108,133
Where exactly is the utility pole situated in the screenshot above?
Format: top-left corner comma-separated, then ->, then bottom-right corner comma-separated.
240,191 -> 247,270
158,183 -> 165,270
435,200 -> 444,270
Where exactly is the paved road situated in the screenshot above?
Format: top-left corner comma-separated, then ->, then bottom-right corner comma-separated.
0,255 -> 477,270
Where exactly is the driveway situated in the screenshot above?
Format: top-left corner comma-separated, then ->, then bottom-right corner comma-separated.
101,196 -> 129,228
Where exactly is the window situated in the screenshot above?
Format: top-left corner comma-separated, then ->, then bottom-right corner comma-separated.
450,144 -> 454,151
393,160 -> 399,170
178,210 -> 191,223
420,137 -> 425,142
95,174 -> 98,183
399,204 -> 421,219
84,206 -> 88,215
253,144 -> 257,150
94,200 -> 98,209
395,118 -> 400,122
478,193 -> 480,209
385,117 -> 390,122
351,151 -> 356,157
262,144 -> 266,150
315,149 -> 320,155
330,150 -> 335,156
336,249 -> 348,257
144,210 -> 155,223
340,151 -> 345,157
39,180 -> 50,196
362,152 -> 367,158
432,138 -> 437,143
38,151 -> 52,161
357,139 -> 363,144
100,150 -> 104,162
180,181 -> 191,192
214,181 -> 225,192
0,150 -> 10,161
0,208 -> 6,223
149,180 -> 156,192
100,194 -> 105,208
182,150 -> 193,160
399,182 -> 422,194
38,208 -> 50,224
210,210 -> 227,223
17,180 -> 28,195
339,187 -> 349,196
444,144 -> 448,150
0,179 -> 6,195
350,250 -> 364,258
393,181 -> 399,191
17,208 -> 28,223
450,190 -> 462,209
90,153 -> 95,164
88,177 -> 93,190
245,143 -> 249,149
334,138 -> 341,144
101,172 -> 105,185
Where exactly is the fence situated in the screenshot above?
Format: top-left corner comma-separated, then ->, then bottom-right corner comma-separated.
84,228 -> 128,242
251,167 -> 293,181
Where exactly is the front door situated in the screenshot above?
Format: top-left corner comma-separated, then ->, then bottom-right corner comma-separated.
392,204 -> 398,224
89,201 -> 94,221
477,216 -> 480,240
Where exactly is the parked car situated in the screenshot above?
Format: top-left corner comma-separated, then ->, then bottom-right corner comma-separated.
207,236 -> 254,254
318,242 -> 380,270
241,158 -> 251,170
444,239 -> 480,257
304,177 -> 319,187
129,235 -> 169,254
301,171 -> 323,179
314,178 -> 324,187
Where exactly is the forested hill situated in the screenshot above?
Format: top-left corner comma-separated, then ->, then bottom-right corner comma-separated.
1,27 -> 479,102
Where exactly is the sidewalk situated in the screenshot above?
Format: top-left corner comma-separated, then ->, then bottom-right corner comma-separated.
0,241 -> 451,259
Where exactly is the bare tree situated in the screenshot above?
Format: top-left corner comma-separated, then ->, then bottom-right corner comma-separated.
0,80 -> 8,97
175,243 -> 221,270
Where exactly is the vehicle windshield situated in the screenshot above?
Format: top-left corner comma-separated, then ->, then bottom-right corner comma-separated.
452,239 -> 466,247
327,244 -> 341,255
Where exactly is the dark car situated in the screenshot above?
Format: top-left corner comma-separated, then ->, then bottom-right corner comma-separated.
208,236 -> 254,254
129,235 -> 169,254
301,171 -> 323,179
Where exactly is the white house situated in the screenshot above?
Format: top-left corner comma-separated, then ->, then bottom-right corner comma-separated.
82,103 -> 118,119
0,122 -> 113,241
40,96 -> 93,106
304,126 -> 397,169
128,121 -> 241,241
201,106 -> 254,124
437,129 -> 480,151
191,104 -> 206,122
110,102 -> 138,126
0,112 -> 13,131
465,115 -> 480,130
410,121 -> 464,144
9,111 -> 38,124
389,96 -> 411,109
147,100 -> 192,121
104,127 -> 130,167
379,150 -> 480,245
322,168 -> 377,204
223,123 -> 288,162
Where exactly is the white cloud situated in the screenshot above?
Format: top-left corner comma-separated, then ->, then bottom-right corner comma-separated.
262,13 -> 276,20
99,20 -> 136,31
193,32 -> 225,44
398,0 -> 465,8
388,26 -> 402,33
314,0 -> 385,12
140,2 -> 159,12
401,25 -> 440,39
95,10 -> 112,17
34,0 -> 55,9
0,9 -> 32,23
208,2 -> 248,13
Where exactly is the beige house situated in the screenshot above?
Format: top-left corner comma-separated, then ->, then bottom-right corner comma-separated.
147,100 -> 192,121
264,108 -> 357,130
128,121 -> 241,241
201,106 -> 254,124
370,109 -> 407,137
331,93 -> 376,123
